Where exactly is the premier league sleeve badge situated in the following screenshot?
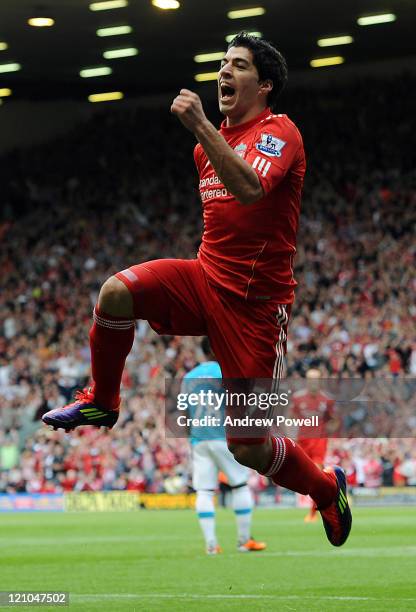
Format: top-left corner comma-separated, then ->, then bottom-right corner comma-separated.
255,133 -> 287,157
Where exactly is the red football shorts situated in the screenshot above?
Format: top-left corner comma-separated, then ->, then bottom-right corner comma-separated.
297,438 -> 328,465
116,258 -> 291,379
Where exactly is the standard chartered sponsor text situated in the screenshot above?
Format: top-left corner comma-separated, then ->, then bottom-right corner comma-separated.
201,187 -> 229,201
199,174 -> 229,201
199,175 -> 222,188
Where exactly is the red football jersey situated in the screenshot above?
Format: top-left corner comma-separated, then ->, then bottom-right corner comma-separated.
292,389 -> 335,438
194,107 -> 306,302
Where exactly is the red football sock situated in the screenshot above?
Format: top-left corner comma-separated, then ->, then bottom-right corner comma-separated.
89,305 -> 135,411
263,436 -> 337,509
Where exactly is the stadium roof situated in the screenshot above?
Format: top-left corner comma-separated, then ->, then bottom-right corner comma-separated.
0,0 -> 414,101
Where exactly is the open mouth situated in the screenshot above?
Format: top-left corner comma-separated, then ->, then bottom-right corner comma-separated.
220,84 -> 236,101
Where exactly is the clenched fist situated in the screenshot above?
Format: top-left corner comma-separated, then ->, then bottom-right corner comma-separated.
171,89 -> 208,133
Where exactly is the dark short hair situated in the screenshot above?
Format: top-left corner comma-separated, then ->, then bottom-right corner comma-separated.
227,32 -> 288,110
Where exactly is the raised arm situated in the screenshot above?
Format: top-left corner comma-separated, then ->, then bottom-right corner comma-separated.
171,89 -> 263,204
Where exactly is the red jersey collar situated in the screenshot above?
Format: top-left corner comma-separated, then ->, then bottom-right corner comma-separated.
220,107 -> 272,135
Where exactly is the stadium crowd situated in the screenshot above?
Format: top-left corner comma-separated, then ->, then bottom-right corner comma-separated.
1,75 -> 415,494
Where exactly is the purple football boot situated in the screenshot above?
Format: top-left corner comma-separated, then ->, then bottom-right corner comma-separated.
42,387 -> 119,432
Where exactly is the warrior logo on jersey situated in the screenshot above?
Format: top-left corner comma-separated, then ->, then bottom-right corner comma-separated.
256,133 -> 286,157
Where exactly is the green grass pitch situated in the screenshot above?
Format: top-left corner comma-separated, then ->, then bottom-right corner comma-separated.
0,507 -> 415,611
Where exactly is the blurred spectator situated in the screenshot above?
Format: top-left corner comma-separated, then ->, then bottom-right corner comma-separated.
397,453 -> 416,486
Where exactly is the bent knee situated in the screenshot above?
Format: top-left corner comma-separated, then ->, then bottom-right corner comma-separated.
227,441 -> 250,467
227,438 -> 270,472
98,275 -> 133,317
